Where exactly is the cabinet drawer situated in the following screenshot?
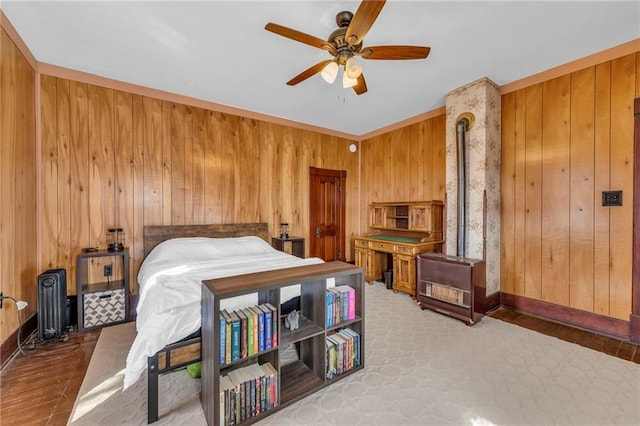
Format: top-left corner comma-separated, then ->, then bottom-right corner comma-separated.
394,244 -> 416,255
370,241 -> 394,251
354,239 -> 369,248
83,289 -> 125,328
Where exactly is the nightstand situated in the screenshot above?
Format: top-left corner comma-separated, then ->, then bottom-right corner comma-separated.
76,248 -> 130,331
272,236 -> 305,258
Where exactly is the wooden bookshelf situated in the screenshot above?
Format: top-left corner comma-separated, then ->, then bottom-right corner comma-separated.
201,261 -> 365,426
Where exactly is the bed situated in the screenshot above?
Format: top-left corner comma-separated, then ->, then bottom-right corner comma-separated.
123,223 -> 323,423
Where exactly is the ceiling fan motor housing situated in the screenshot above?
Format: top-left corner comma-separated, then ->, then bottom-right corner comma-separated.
328,11 -> 362,65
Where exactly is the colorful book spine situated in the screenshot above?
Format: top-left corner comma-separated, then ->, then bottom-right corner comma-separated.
242,308 -> 255,357
259,304 -> 272,350
229,311 -> 241,362
250,306 -> 265,353
219,312 -> 226,366
221,309 -> 232,365
326,290 -> 334,327
237,308 -> 248,359
264,303 -> 278,349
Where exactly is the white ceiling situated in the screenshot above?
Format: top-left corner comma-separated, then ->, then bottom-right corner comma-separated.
3,1 -> 639,137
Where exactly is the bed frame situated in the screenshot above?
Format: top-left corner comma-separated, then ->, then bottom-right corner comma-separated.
143,223 -> 269,423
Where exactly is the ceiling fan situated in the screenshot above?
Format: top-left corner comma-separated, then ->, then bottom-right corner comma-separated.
265,0 -> 430,95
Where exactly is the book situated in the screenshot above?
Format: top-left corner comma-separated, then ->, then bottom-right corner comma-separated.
219,374 -> 234,426
229,310 -> 241,362
264,302 -> 278,349
250,306 -> 265,353
328,288 -> 341,325
236,308 -> 248,359
219,312 -> 226,366
258,304 -> 273,350
326,290 -> 334,327
340,328 -> 361,367
242,307 -> 255,356
325,338 -> 337,379
326,334 -> 340,377
335,285 -> 356,320
221,309 -> 232,365
261,362 -> 278,409
227,369 -> 245,422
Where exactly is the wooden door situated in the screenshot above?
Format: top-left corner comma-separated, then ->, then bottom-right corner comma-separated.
309,167 -> 346,261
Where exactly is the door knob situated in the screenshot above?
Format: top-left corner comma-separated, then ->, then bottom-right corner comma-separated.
315,226 -> 322,237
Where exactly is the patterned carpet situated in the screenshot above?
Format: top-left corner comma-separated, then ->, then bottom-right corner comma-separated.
69,282 -> 640,425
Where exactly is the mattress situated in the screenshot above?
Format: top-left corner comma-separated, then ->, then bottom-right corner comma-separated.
123,236 -> 324,389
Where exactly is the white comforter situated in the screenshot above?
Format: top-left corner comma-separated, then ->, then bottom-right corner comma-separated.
123,236 -> 323,389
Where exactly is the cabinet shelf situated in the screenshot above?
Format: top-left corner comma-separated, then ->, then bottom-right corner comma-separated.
201,261 -> 365,426
76,249 -> 130,332
280,360 -> 324,405
280,315 -> 324,346
81,279 -> 125,294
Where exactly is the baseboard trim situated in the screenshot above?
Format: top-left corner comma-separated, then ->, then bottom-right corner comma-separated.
501,293 -> 630,340
478,291 -> 500,314
630,314 -> 640,343
0,313 -> 37,368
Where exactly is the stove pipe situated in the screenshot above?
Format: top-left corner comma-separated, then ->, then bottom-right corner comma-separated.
456,117 -> 469,258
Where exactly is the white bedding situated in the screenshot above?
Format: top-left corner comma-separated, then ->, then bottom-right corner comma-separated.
123,236 -> 324,390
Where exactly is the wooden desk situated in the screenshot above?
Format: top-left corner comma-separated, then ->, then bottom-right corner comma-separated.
354,235 -> 443,297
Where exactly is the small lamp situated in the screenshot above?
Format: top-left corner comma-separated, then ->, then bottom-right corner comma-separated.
107,227 -> 125,252
279,223 -> 290,239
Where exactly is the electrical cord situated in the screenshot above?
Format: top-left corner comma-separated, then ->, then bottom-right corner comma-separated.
1,295 -> 28,357
2,295 -> 80,360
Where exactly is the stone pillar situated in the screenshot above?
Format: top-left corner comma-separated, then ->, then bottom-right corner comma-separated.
445,77 -> 501,295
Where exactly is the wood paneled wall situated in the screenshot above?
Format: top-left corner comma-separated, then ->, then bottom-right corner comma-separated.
359,116 -> 447,234
39,76 -> 358,294
0,28 -> 37,344
501,52 -> 640,321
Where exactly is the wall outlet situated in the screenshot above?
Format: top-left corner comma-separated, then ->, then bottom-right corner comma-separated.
602,190 -> 623,206
104,264 -> 113,277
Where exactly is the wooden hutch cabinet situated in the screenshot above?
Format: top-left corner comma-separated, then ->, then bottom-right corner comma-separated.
354,201 -> 444,297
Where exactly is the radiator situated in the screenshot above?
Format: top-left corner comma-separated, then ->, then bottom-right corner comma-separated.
37,269 -> 67,341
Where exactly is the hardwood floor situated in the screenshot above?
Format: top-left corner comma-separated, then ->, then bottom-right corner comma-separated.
1,310 -> 638,426
488,307 -> 640,363
0,329 -> 100,426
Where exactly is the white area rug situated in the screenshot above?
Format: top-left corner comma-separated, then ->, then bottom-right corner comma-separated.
69,282 -> 640,425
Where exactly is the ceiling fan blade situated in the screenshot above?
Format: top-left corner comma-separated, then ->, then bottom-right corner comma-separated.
353,73 -> 368,95
345,0 -> 386,47
265,23 -> 332,51
360,45 -> 431,60
286,60 -> 334,86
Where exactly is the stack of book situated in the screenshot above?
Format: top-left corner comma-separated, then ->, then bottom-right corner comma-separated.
326,285 -> 356,327
325,328 -> 361,379
219,362 -> 278,426
219,303 -> 278,366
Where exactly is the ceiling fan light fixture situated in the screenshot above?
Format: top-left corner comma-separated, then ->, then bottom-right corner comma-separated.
321,61 -> 339,83
345,57 -> 362,79
342,71 -> 358,89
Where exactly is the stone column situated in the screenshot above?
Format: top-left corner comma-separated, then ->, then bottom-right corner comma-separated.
445,77 -> 501,295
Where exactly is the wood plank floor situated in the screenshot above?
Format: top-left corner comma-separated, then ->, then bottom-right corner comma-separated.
0,329 -> 100,426
1,310 -> 638,426
488,307 -> 640,363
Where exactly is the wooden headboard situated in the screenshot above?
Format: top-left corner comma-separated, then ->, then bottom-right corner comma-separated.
143,223 -> 269,257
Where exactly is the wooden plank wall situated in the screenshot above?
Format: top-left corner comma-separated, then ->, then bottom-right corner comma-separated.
501,52 -> 639,321
39,76 -> 358,295
359,116 -> 447,234
0,28 -> 37,343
